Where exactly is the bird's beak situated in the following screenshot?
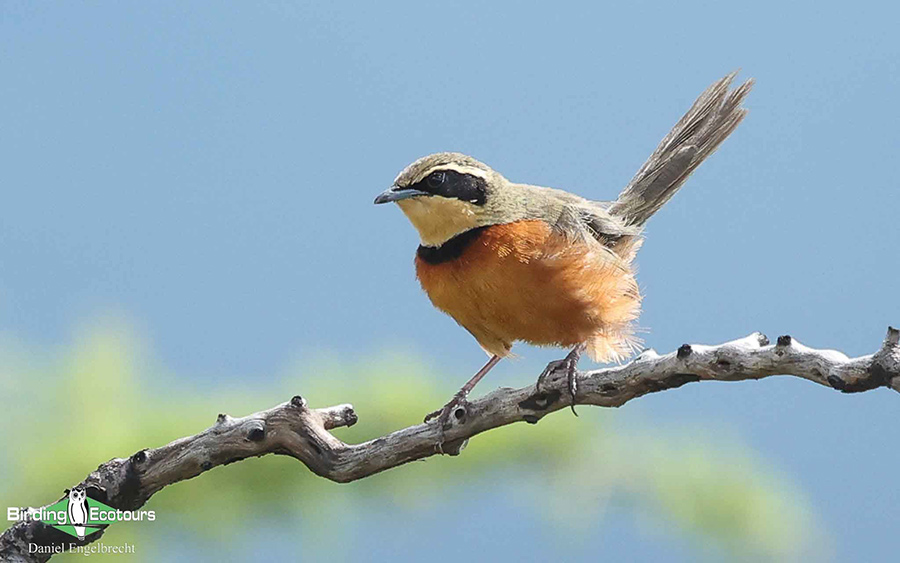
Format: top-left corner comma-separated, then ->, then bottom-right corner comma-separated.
373,186 -> 429,205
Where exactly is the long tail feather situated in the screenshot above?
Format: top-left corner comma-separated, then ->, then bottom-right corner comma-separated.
609,72 -> 754,226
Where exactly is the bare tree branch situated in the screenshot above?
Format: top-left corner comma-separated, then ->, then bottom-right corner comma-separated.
2,327 -> 898,561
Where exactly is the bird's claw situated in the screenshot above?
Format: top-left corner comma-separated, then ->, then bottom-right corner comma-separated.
535,346 -> 583,416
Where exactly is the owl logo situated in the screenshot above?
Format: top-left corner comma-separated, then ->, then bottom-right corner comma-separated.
67,488 -> 88,540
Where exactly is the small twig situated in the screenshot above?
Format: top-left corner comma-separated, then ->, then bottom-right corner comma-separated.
2,327 -> 898,562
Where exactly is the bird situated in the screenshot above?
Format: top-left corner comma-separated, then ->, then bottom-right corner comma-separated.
375,72 -> 753,430
67,487 -> 88,540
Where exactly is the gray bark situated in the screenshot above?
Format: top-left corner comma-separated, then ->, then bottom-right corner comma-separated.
2,327 -> 898,562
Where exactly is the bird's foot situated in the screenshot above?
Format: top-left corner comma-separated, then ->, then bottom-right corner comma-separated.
424,390 -> 470,426
535,345 -> 584,415
424,391 -> 471,454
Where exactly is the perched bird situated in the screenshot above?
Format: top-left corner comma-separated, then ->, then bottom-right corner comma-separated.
375,72 -> 753,427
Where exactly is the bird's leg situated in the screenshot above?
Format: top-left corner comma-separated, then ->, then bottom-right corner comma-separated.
535,343 -> 586,415
425,354 -> 502,428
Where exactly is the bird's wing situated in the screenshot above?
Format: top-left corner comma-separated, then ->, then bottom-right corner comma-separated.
513,184 -> 639,254
548,196 -> 639,247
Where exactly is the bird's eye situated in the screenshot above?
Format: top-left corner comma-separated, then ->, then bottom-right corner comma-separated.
427,171 -> 446,188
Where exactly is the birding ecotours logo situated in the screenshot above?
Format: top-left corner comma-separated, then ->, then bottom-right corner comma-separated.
6,488 -> 156,539
39,489 -> 113,539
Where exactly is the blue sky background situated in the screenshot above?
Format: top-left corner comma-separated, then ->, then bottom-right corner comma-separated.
2,1 -> 898,561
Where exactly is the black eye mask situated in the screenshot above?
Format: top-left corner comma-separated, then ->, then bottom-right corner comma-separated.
412,169 -> 487,205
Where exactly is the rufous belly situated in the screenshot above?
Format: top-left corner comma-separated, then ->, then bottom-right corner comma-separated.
415,220 -> 640,362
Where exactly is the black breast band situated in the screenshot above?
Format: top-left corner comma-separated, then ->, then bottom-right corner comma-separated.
416,226 -> 488,265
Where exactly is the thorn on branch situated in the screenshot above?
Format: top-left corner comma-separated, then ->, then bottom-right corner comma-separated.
757,333 -> 770,346
676,344 -> 692,359
886,326 -> 899,348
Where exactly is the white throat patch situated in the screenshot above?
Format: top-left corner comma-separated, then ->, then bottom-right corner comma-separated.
396,197 -> 482,247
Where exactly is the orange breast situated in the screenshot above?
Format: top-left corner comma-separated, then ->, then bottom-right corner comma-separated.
415,220 -> 641,362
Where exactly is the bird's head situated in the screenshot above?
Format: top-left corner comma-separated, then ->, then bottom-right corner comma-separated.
374,152 -> 507,247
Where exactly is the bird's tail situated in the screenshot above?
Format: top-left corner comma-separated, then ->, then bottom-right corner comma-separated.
608,72 -> 754,227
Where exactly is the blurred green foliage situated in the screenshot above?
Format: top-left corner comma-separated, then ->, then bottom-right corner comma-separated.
0,320 -> 821,561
